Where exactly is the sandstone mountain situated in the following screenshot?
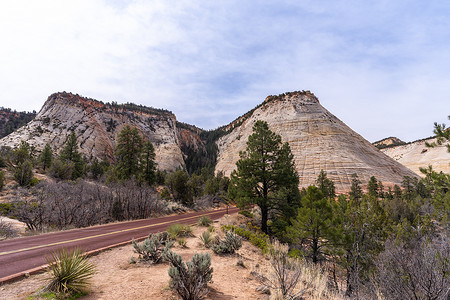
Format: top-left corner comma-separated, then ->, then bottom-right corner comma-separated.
215,91 -> 419,193
381,137 -> 450,176
373,136 -> 406,149
1,91 -> 422,192
0,92 -> 204,171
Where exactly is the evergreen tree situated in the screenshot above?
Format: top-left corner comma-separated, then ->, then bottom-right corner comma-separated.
425,115 -> 450,152
316,170 -> 336,198
349,173 -> 363,200
332,195 -> 390,297
14,159 -> 33,186
287,186 -> 334,263
367,176 -> 379,198
39,143 -> 53,171
60,131 -> 85,179
114,125 -> 143,180
166,170 -> 193,206
139,140 -> 156,186
229,121 -> 299,233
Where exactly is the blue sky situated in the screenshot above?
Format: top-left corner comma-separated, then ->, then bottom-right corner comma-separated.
0,0 -> 449,142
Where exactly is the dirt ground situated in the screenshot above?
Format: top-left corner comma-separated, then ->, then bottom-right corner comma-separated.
0,216 -> 270,300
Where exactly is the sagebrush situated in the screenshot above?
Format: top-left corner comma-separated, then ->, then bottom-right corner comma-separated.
212,230 -> 242,254
164,250 -> 213,300
132,231 -> 174,264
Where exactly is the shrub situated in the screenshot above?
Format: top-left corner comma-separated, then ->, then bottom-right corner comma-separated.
0,218 -> 18,240
45,249 -> 96,297
168,224 -> 193,239
177,238 -> 187,248
0,170 -> 5,190
259,240 -> 332,299
13,160 -> 33,186
238,210 -> 253,218
164,250 -> 213,300
211,230 -> 242,254
199,230 -> 214,248
197,215 -> 213,227
132,231 -> 174,264
207,225 -> 215,233
222,225 -> 269,254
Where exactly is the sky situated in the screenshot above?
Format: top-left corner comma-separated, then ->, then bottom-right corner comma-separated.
0,0 -> 449,143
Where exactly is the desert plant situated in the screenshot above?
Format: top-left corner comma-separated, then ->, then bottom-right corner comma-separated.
0,170 -> 5,190
211,230 -> 242,254
222,225 -> 269,253
259,240 -> 332,300
168,224 -> 193,239
132,231 -> 174,264
177,238 -> 187,248
0,218 -> 18,240
197,215 -> 213,227
207,225 -> 215,233
164,250 -> 213,300
45,249 -> 96,297
199,230 -> 214,248
374,234 -> 450,300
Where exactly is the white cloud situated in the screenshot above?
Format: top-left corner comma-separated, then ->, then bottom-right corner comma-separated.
0,0 -> 448,142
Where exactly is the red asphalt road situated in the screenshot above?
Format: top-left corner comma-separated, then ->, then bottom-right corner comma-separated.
0,207 -> 239,283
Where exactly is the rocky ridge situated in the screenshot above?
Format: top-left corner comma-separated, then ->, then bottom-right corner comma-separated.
0,92 -> 193,171
215,91 -> 419,193
381,137 -> 450,175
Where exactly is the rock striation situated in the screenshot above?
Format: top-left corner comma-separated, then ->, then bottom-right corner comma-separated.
215,91 -> 419,193
0,92 -> 186,171
381,137 -> 450,176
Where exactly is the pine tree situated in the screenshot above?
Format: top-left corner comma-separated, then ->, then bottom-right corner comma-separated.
287,186 -> 333,263
114,125 -> 143,180
166,170 -> 193,206
139,140 -> 156,186
60,131 -> 85,179
229,121 -> 299,234
39,143 -> 53,171
367,176 -> 379,198
349,173 -> 363,200
316,170 -> 336,198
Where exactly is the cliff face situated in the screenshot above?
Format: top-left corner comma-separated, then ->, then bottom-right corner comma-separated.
215,91 -> 419,193
381,137 -> 450,176
0,92 -> 187,171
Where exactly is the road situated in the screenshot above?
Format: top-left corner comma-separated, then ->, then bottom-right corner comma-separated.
0,206 -> 239,283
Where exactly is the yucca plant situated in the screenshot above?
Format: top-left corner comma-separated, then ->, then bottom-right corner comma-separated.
199,230 -> 213,248
45,248 -> 96,297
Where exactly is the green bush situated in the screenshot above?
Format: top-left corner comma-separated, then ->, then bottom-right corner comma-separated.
164,250 -> 213,300
167,224 -> 193,239
13,160 -> 33,186
132,231 -> 174,264
222,225 -> 270,254
199,230 -> 214,248
0,170 -> 5,190
177,238 -> 187,248
207,225 -> 215,233
238,210 -> 253,218
45,249 -> 96,297
197,215 -> 213,227
212,230 -> 242,255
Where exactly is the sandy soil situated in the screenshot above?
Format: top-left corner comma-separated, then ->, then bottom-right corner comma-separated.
0,216 -> 269,300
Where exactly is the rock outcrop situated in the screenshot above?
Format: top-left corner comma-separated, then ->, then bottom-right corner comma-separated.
373,137 -> 406,149
0,92 -> 186,171
215,91 -> 419,193
381,137 -> 450,176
